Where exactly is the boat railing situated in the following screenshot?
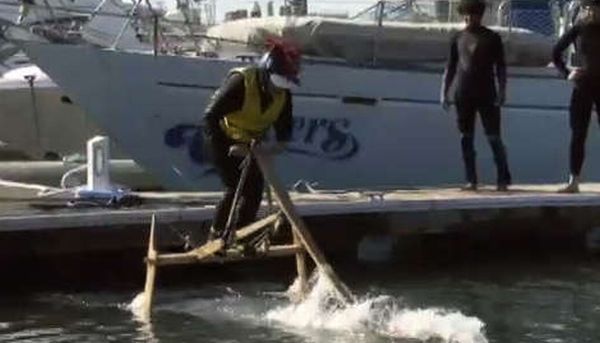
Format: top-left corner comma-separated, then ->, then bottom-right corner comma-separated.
327,0 -> 566,68
0,0 -> 585,67
0,0 -> 224,55
356,1 -> 567,35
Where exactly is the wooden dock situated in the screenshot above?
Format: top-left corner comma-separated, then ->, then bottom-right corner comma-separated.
2,183 -> 600,257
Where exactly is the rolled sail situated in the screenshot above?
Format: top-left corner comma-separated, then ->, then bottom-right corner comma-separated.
205,16 -> 554,67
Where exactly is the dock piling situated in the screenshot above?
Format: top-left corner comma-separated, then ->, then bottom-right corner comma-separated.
142,214 -> 157,321
293,230 -> 308,298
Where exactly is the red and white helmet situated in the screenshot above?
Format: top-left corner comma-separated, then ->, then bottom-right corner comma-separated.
259,37 -> 301,89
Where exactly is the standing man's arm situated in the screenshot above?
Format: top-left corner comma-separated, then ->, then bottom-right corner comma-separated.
272,91 -> 293,152
441,35 -> 458,111
203,73 -> 245,141
552,26 -> 579,79
495,33 -> 507,106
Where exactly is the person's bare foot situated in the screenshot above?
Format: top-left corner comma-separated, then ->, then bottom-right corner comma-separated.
460,183 -> 478,191
558,182 -> 579,193
496,183 -> 509,192
558,175 -> 580,194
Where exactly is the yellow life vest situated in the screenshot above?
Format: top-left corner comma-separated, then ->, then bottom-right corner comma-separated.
220,67 -> 286,143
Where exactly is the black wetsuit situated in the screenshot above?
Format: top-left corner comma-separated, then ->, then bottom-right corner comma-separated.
445,25 -> 511,185
553,23 -> 600,177
203,71 -> 292,235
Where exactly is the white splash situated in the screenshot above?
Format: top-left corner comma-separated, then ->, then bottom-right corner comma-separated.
266,272 -> 488,343
130,272 -> 489,343
127,292 -> 147,321
386,308 -> 488,343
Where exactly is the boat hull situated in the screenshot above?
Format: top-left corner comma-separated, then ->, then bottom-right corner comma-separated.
20,42 -> 599,190
0,66 -> 124,159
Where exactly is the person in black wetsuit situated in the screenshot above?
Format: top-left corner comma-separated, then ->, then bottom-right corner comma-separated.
203,39 -> 300,245
441,0 -> 511,192
553,0 -> 600,193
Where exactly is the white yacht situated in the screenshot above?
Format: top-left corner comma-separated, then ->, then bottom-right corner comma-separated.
0,0 -> 171,159
12,0 -> 600,190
